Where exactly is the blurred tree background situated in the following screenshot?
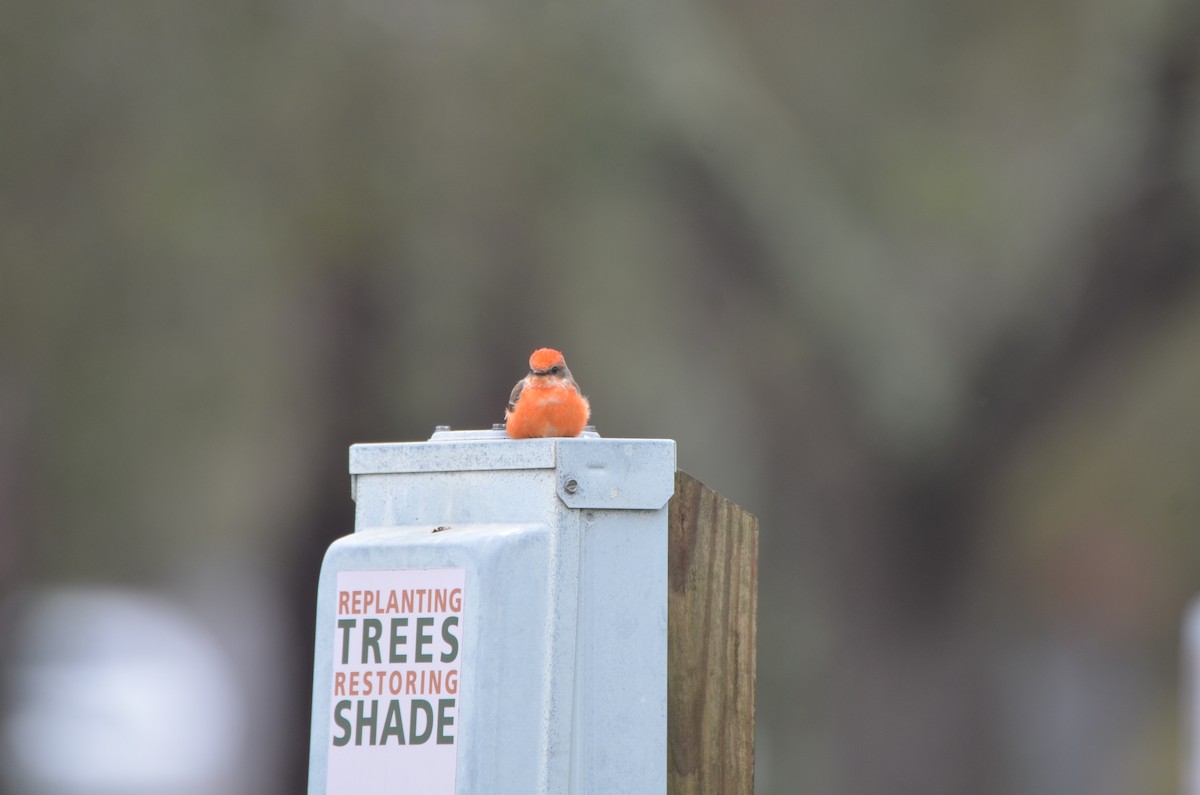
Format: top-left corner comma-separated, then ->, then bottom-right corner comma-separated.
2,0 -> 1199,793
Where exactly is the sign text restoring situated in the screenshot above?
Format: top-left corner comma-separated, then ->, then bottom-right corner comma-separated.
326,568 -> 465,793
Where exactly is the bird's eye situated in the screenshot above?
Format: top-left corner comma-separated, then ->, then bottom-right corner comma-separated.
550,366 -> 561,374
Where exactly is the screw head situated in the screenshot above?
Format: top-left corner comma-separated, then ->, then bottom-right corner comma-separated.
564,478 -> 579,494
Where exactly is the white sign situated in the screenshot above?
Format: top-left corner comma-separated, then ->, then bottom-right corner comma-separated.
326,568 -> 465,794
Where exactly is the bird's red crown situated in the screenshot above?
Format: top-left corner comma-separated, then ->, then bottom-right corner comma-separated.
529,347 -> 566,372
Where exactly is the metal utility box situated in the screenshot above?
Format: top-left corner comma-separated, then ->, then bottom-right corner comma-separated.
1186,598 -> 1200,795
308,429 -> 676,795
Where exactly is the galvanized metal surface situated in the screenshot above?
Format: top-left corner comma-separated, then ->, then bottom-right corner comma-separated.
556,438 -> 675,510
1186,599 -> 1200,795
310,432 -> 676,795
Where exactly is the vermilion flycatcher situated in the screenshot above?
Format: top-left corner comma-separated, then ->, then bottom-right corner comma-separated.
504,348 -> 591,439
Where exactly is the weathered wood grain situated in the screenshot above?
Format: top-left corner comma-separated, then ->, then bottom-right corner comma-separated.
669,471 -> 759,794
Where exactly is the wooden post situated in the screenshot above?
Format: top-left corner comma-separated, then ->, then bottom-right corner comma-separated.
669,471 -> 759,794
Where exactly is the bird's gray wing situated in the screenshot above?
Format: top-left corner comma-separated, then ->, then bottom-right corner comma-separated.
506,379 -> 525,413
563,365 -> 581,393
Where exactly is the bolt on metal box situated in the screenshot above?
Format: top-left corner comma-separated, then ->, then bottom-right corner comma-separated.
308,429 -> 676,794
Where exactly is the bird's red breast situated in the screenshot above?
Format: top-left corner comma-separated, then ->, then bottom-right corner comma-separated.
506,383 -> 590,438
505,348 -> 590,439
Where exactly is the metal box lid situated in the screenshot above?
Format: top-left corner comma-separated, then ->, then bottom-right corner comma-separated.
349,430 -> 676,511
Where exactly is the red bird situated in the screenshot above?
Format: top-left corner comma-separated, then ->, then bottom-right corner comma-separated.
505,348 -> 591,439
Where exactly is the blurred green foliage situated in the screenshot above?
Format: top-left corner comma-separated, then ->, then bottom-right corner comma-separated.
2,1 -> 1199,792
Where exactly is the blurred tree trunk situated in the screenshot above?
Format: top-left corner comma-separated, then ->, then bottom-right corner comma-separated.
663,6 -> 1200,792
280,269 -> 399,795
803,10 -> 1200,793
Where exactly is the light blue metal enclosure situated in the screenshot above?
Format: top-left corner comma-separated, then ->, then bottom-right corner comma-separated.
308,429 -> 675,795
